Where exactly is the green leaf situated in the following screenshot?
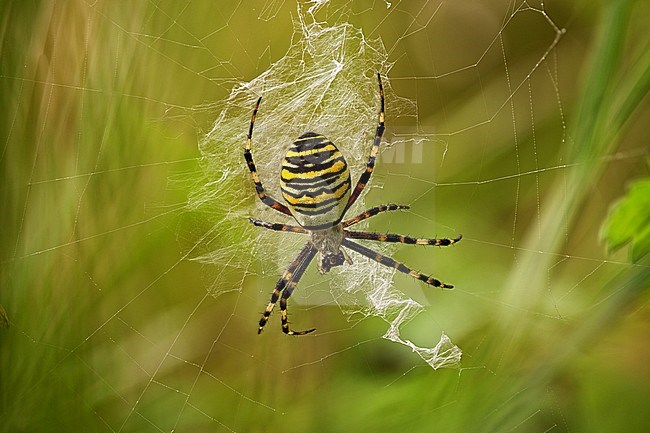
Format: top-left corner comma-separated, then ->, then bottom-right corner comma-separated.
602,164 -> 650,262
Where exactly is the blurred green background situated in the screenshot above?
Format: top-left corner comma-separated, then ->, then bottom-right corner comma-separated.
1,1 -> 649,432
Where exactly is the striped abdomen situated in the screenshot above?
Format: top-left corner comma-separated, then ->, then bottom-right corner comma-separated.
280,132 -> 351,229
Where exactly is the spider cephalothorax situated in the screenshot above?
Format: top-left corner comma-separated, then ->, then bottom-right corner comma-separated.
309,225 -> 351,274
245,73 -> 462,335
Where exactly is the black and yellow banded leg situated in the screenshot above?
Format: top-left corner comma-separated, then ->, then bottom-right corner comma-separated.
341,239 -> 454,288
343,204 -> 409,228
246,97 -> 293,217
279,284 -> 314,335
346,231 -> 462,246
343,73 -> 385,213
258,242 -> 317,335
248,217 -> 307,234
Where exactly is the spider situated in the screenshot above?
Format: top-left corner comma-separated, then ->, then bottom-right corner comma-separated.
245,73 -> 461,335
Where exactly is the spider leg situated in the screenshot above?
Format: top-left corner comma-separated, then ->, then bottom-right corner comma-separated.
279,282 -> 314,336
343,73 -> 385,213
258,242 -> 317,335
343,204 -> 409,228
341,239 -> 454,288
248,217 -> 307,234
245,97 -> 293,216
345,231 -> 462,247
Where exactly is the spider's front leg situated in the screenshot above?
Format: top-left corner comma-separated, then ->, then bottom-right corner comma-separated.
257,242 -> 317,336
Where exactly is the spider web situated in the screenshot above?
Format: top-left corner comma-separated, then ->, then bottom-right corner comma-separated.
188,5 -> 461,370
2,0 -> 649,432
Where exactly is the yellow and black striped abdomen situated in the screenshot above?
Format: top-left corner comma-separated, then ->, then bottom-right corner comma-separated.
280,132 -> 351,229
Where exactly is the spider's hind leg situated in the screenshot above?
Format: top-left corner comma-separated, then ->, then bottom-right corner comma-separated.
341,73 -> 386,214
245,97 -> 294,217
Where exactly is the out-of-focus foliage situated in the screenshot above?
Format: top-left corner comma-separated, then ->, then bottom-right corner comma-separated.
1,1 -> 649,432
0,304 -> 8,329
602,159 -> 650,262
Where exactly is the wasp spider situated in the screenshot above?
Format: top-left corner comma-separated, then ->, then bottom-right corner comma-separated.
246,73 -> 461,335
